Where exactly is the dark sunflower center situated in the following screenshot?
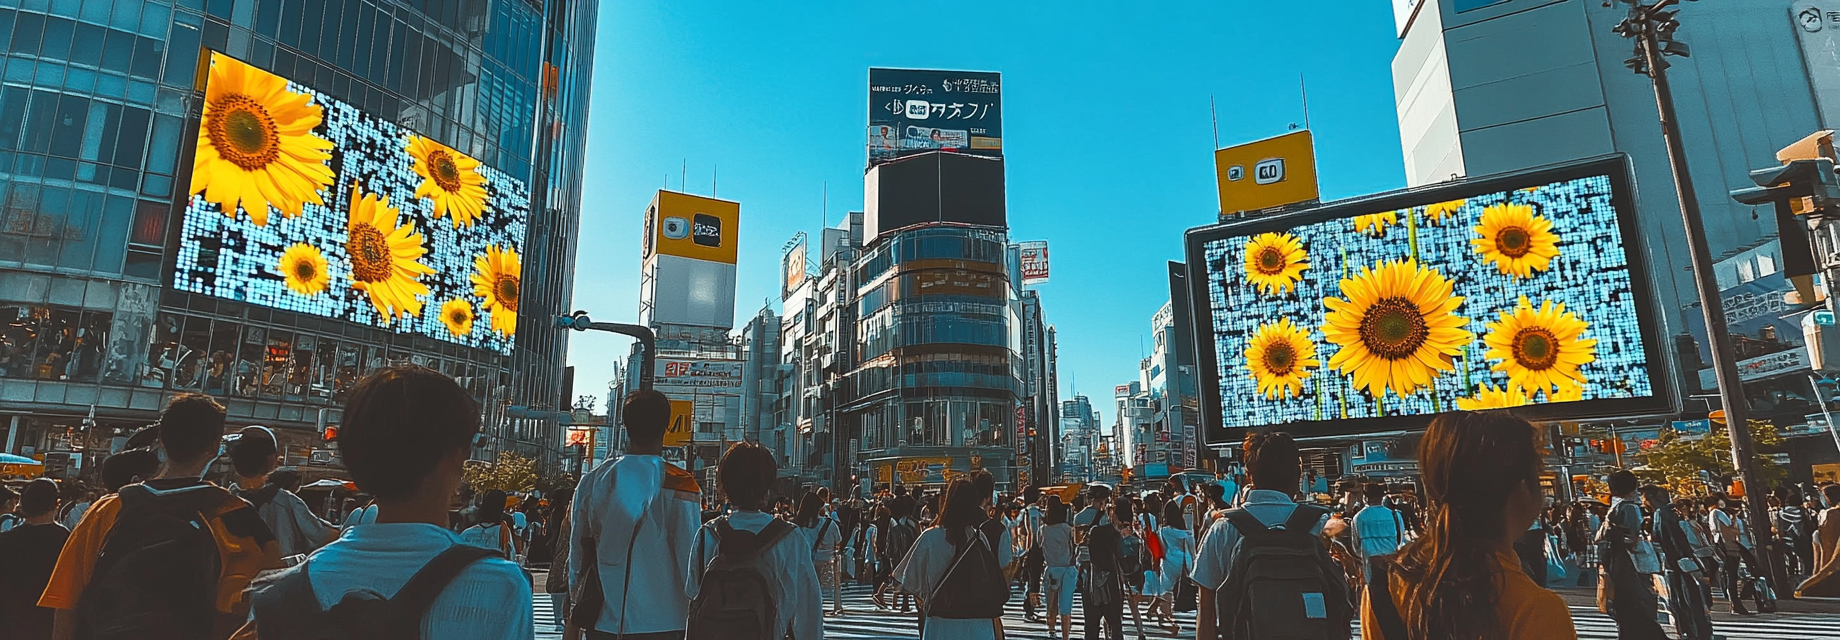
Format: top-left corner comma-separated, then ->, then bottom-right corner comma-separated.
495,275 -> 520,312
208,95 -> 281,171
1512,327 -> 1559,371
1263,341 -> 1296,375
1496,226 -> 1532,258
292,259 -> 318,281
449,307 -> 470,323
1255,247 -> 1287,275
348,225 -> 393,283
429,150 -> 463,193
1359,297 -> 1430,360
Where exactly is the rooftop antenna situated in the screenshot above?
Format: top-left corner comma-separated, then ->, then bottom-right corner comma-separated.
713,165 -> 718,197
1209,94 -> 1220,149
1300,74 -> 1312,131
681,159 -> 687,194
822,181 -> 828,228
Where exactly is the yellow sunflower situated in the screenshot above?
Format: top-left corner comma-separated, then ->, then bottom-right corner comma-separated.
406,135 -> 490,227
1482,296 -> 1597,394
471,246 -> 522,336
1244,318 -> 1320,400
439,298 -> 474,337
1242,232 -> 1309,296
1456,383 -> 1530,411
1353,211 -> 1397,238
276,243 -> 329,296
1321,258 -> 1472,398
1545,379 -> 1585,403
1471,203 -> 1559,278
1422,199 -> 1465,225
345,182 -> 433,322
191,53 -> 335,226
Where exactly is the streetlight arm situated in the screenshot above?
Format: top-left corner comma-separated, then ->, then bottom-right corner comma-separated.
556,312 -> 658,391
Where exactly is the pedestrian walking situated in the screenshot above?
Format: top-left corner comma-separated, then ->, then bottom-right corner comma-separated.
238,364 -> 533,639
1707,493 -> 1773,613
1193,431 -> 1346,640
1359,410 -> 1574,640
461,489 -> 525,558
97,448 -> 160,494
1645,485 -> 1712,640
684,442 -> 821,640
1153,501 -> 1194,635
893,476 -> 1011,640
872,495 -> 919,613
1081,497 -> 1132,640
1596,470 -> 1667,640
794,491 -> 844,617
544,488 -> 577,635
0,479 -> 69,640
1017,486 -> 1047,623
1351,482 -> 1405,584
569,389 -> 703,639
39,393 -> 281,640
1041,496 -> 1078,640
228,426 -> 338,559
1796,483 -> 1840,596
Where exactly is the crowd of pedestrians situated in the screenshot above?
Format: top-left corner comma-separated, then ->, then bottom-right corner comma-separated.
2,364 -> 1840,640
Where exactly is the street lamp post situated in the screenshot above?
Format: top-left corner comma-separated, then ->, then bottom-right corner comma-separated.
1610,0 -> 1788,595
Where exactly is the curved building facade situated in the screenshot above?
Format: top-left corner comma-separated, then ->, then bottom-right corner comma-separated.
0,0 -> 597,475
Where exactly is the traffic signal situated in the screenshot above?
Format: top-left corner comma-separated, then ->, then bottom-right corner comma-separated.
1730,135 -> 1840,296
322,424 -> 339,442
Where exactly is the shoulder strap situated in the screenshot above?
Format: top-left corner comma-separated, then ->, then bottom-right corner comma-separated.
812,518 -> 833,551
1283,504 -> 1326,532
1223,510 -> 1268,538
1367,562 -> 1407,640
391,545 -> 502,632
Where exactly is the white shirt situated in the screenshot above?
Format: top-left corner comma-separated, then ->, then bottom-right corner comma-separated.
802,516 -> 841,563
686,511 -> 822,640
570,454 -> 702,634
302,523 -> 533,639
1708,508 -> 1751,549
342,504 -> 378,529
1191,490 -> 1328,590
1350,504 -> 1404,560
893,524 -> 1014,640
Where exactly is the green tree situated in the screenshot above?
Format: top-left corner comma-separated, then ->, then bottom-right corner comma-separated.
462,452 -> 539,494
1634,420 -> 1785,497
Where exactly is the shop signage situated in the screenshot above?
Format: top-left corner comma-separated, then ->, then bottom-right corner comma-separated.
1698,348 -> 1811,389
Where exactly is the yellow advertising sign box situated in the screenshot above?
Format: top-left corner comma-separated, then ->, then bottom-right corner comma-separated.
645,190 -> 741,265
663,399 -> 695,447
1214,130 -> 1320,215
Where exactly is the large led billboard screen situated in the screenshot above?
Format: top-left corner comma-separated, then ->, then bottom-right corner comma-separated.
868,68 -> 1001,166
1185,156 -> 1669,443
173,52 -> 528,354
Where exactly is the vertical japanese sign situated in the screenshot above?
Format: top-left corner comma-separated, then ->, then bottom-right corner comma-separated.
868,68 -> 1002,166
782,234 -> 808,300
1019,241 -> 1050,285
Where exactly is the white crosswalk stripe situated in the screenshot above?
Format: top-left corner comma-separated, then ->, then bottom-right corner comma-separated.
534,583 -> 1840,639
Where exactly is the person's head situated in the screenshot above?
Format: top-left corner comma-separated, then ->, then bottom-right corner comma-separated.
1046,495 -> 1068,525
1162,501 -> 1186,531
1606,469 -> 1638,498
1022,484 -> 1040,505
1203,481 -> 1226,507
937,478 -> 986,545
795,491 -> 825,527
100,448 -> 161,493
1087,483 -> 1112,506
477,489 -> 508,523
1394,411 -> 1545,640
891,494 -> 916,520
1639,484 -> 1669,510
338,365 -> 481,507
1364,482 -> 1388,506
971,470 -> 995,508
157,393 -> 227,467
1243,430 -> 1301,495
713,443 -> 772,511
229,425 -> 280,479
1071,494 -> 1086,512
1824,484 -> 1840,508
19,478 -> 59,518
1111,495 -> 1136,526
817,486 -> 832,505
873,505 -> 891,523
621,390 -> 671,449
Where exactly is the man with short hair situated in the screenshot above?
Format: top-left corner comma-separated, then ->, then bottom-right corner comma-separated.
228,425 -> 338,558
0,478 -> 69,639
41,393 -> 281,640
1191,431 -> 1329,640
1349,482 -> 1403,583
571,390 -> 702,639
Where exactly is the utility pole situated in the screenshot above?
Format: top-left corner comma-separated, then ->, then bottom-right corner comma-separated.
1611,0 -> 1787,594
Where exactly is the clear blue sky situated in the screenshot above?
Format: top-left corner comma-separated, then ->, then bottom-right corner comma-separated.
566,2 -> 1410,425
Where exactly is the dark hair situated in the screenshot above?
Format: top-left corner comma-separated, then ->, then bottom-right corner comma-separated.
100,449 -> 161,492
1023,484 -> 1040,505
622,390 -> 672,446
795,491 -> 825,527
339,365 -> 481,502
229,426 -> 280,478
936,478 -> 986,546
1638,484 -> 1668,502
1607,469 -> 1638,497
1046,495 -> 1068,525
20,478 -> 59,517
1364,482 -> 1388,504
158,393 -> 227,463
478,489 -> 508,525
718,441 -> 775,510
891,494 -> 916,520
1243,430 -> 1301,495
1111,495 -> 1136,523
1824,483 -> 1840,506
1162,501 -> 1186,531
971,470 -> 995,506
1087,484 -> 1112,501
1392,411 -> 1543,640
1072,495 -> 1086,512
1203,482 -> 1227,507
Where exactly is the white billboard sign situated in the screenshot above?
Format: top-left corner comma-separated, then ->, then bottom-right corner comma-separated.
654,358 -> 745,395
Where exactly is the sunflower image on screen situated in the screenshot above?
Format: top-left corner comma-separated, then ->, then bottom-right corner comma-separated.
346,182 -> 433,322
1242,232 -> 1309,295
1421,199 -> 1465,225
276,244 -> 330,296
1456,383 -> 1529,411
407,135 -> 490,228
439,298 -> 475,337
1472,203 -> 1559,278
1321,258 -> 1471,399
1481,296 -> 1596,394
1244,318 -> 1320,400
1352,211 -> 1396,238
472,246 -> 521,336
191,54 -> 337,226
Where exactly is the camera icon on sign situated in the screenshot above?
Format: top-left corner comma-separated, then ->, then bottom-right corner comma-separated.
661,216 -> 690,240
1254,158 -> 1286,185
905,100 -> 931,119
1226,165 -> 1245,182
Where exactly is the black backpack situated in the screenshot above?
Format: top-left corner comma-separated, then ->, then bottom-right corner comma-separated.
887,520 -> 918,564
687,517 -> 796,640
926,519 -> 1011,619
1214,505 -> 1351,640
1119,532 -> 1144,576
248,544 -> 501,639
75,484 -> 240,640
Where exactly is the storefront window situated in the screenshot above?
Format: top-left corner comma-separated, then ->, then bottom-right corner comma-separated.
233,325 -> 266,398
204,320 -> 238,395
0,305 -> 40,378
261,330 -> 293,400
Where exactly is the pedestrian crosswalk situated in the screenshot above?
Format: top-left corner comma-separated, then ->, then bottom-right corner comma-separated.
533,584 -> 1840,639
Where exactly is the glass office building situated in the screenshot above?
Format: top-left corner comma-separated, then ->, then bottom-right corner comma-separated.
0,0 -> 597,474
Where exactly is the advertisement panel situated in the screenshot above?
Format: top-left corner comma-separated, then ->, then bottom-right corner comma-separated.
868,68 -> 1001,166
1019,241 -> 1050,285
1186,157 -> 1669,443
173,52 -> 529,354
1682,271 -> 1816,391
783,234 -> 808,299
1215,130 -> 1320,216
646,190 -> 740,265
653,358 -> 744,395
664,399 -> 694,447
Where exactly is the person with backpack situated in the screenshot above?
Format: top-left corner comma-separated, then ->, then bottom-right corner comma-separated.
39,393 -> 281,640
1040,496 -> 1079,640
1153,501 -> 1195,635
793,491 -> 843,617
569,389 -> 703,640
229,426 -> 338,559
684,442 -> 820,640
1358,411 -> 1574,640
893,475 -> 1011,640
1645,485 -> 1712,640
1191,430 -> 1346,640
0,478 -> 69,640
872,495 -> 920,613
1350,482 -> 1405,584
460,489 -> 524,558
1017,485 -> 1048,624
232,365 -> 532,640
1707,494 -> 1772,614
1595,471 -> 1668,640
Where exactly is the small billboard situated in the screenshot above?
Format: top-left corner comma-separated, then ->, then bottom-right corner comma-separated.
869,68 -> 1002,166
1215,130 -> 1320,216
1019,241 -> 1050,285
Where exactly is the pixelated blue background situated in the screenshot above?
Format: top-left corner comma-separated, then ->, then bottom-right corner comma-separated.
1202,175 -> 1653,428
172,63 -> 529,355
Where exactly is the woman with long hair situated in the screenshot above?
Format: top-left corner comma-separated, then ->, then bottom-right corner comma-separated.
794,491 -> 843,616
893,477 -> 1010,639
1361,411 -> 1575,640
1040,496 -> 1077,640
